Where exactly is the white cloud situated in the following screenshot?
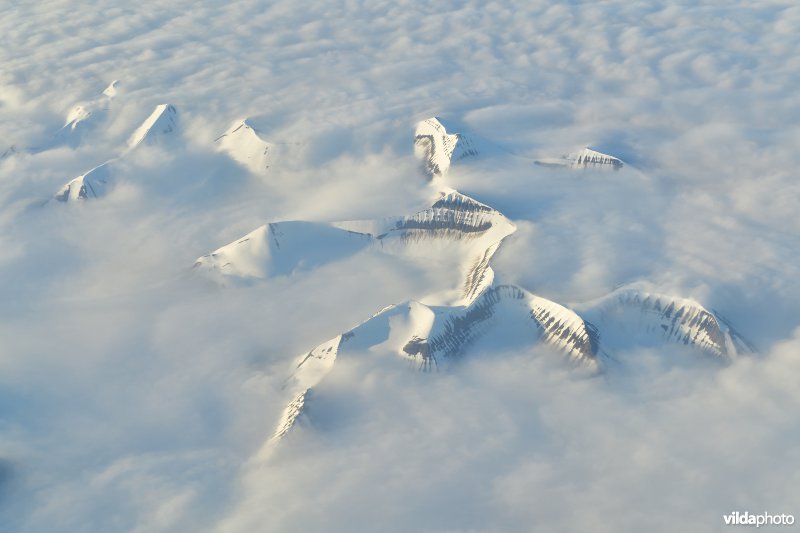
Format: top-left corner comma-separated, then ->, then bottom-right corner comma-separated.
1,1 -> 798,531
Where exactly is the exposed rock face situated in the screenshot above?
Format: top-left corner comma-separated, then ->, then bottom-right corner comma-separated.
414,117 -> 478,177
267,283 -> 601,444
195,189 -> 516,303
576,288 -> 754,358
568,148 -> 623,169
376,190 -> 516,304
267,283 -> 756,445
535,147 -> 624,170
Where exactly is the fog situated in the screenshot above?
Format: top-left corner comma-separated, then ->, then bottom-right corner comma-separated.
1,1 -> 798,531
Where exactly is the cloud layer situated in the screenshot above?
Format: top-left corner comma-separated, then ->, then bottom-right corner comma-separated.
1,1 -> 799,532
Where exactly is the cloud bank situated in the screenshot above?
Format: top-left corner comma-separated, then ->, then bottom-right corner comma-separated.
1,1 -> 799,532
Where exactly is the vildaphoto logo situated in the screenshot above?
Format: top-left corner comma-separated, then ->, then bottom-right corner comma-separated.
723,511 -> 795,527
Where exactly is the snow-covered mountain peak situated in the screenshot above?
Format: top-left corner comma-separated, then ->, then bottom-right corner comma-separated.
430,189 -> 497,213
385,189 -> 513,238
376,190 -> 515,304
536,147 -> 624,170
127,104 -> 178,149
2,81 -> 121,157
49,100 -> 180,204
264,279 -> 758,448
414,117 -> 478,178
577,287 -> 753,358
195,189 -> 514,304
54,161 -> 113,202
193,221 -> 373,283
48,83 -> 119,149
569,148 -> 623,169
265,282 -> 602,446
102,80 -> 120,98
215,118 -> 274,174
63,83 -> 116,129
416,284 -> 601,366
64,105 -> 93,130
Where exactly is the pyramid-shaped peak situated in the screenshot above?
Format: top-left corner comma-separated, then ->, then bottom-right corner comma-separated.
216,118 -> 268,143
127,104 -> 178,149
215,118 -> 275,174
416,116 -> 449,133
430,189 -> 498,213
236,118 -> 260,131
54,162 -> 112,202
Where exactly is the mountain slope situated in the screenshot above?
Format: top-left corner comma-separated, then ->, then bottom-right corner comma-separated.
54,161 -> 114,202
215,119 -> 275,174
50,80 -> 120,150
265,283 -> 600,447
536,147 -> 624,170
51,102 -> 179,203
3,80 -> 121,155
196,190 -> 515,303
193,222 -> 373,283
372,190 -> 516,304
265,282 -> 756,447
576,287 -> 754,358
414,117 -> 479,177
127,104 -> 178,148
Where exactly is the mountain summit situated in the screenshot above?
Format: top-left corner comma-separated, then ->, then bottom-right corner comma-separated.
127,104 -> 178,149
54,162 -> 113,202
195,189 -> 515,304
414,117 -> 479,177
215,119 -> 275,174
536,147 -> 623,170
265,280 -> 753,448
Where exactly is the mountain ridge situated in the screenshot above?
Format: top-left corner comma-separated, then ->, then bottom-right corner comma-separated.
265,280 -> 754,448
